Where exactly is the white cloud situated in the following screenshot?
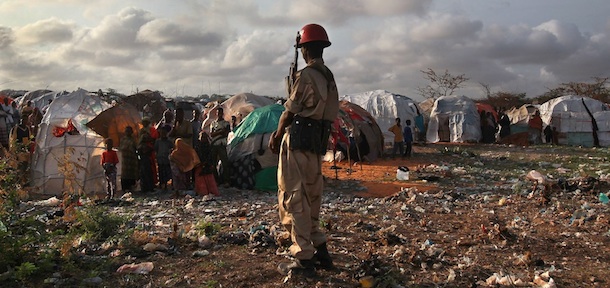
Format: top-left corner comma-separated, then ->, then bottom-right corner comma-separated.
0,27 -> 14,49
15,18 -> 75,45
0,1 -> 608,99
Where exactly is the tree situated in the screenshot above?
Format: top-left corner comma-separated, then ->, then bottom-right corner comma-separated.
417,68 -> 469,99
478,91 -> 528,111
534,77 -> 610,103
476,82 -> 528,110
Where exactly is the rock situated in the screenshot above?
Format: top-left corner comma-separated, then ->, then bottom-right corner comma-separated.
198,235 -> 212,248
192,250 -> 210,257
143,243 -> 168,252
82,276 -> 103,285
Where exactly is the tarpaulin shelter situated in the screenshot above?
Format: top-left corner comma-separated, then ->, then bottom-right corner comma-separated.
476,103 -> 498,122
17,89 -> 52,109
538,95 -> 610,147
86,103 -> 141,147
332,100 -> 384,162
202,92 -> 275,133
31,89 -> 112,196
122,90 -> 167,124
426,95 -> 481,143
341,90 -> 422,147
228,104 -> 283,191
505,104 -> 539,134
0,95 -> 14,104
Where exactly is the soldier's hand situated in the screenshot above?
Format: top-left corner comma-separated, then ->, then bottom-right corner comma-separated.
268,131 -> 280,154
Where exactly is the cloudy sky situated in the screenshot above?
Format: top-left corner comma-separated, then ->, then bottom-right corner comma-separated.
1,0 -> 609,101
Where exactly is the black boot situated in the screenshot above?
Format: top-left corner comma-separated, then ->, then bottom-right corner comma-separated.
314,243 -> 335,270
277,258 -> 316,278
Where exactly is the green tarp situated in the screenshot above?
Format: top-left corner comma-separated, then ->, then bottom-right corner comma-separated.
254,166 -> 278,191
230,104 -> 285,148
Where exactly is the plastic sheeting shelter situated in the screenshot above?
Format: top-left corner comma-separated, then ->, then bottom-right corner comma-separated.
476,103 -> 498,121
228,104 -> 283,191
341,90 -> 422,147
86,103 -> 141,147
505,104 -> 539,134
17,89 -> 52,109
31,89 -> 112,196
538,95 -> 610,147
202,92 -> 275,133
333,100 -> 384,162
426,95 -> 481,143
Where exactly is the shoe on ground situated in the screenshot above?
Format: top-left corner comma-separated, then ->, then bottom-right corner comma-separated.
277,258 -> 316,278
314,243 -> 336,271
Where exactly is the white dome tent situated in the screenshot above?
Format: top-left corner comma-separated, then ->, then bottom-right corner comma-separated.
341,90 -> 422,148
538,95 -> 610,147
426,95 -> 481,143
31,89 -> 111,196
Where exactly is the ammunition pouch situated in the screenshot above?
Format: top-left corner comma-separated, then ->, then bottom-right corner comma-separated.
289,115 -> 331,155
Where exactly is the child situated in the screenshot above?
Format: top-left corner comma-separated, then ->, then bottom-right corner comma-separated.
403,119 -> 413,157
154,127 -> 174,192
195,132 -> 219,198
101,138 -> 119,199
388,117 -> 403,158
169,138 -> 200,197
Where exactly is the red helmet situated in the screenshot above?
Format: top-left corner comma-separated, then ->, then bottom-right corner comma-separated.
298,24 -> 331,48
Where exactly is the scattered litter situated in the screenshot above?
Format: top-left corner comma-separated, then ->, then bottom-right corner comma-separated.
116,262 -> 154,274
396,166 -> 410,180
31,196 -> 61,206
599,193 -> 609,204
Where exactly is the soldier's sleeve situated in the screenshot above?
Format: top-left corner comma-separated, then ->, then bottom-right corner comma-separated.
284,70 -> 305,114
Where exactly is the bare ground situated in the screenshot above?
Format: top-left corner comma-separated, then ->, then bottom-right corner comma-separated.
19,143 -> 610,287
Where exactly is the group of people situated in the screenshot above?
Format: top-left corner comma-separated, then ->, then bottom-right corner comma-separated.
388,117 -> 414,158
528,110 -> 558,145
0,99 -> 43,151
100,107 -> 236,200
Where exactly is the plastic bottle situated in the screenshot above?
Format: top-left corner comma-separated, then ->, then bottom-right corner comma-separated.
599,193 -> 609,204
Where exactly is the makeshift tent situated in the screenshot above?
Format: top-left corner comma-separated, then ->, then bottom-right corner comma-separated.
332,100 -> 384,162
31,89 -> 112,196
538,95 -> 610,147
426,95 -> 481,143
17,89 -> 53,109
228,104 -> 283,191
476,103 -> 498,121
505,104 -> 539,134
122,90 -> 167,124
86,103 -> 142,147
202,92 -> 275,133
341,90 -> 422,147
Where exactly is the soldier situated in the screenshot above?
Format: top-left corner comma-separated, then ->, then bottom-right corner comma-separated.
269,23 -> 339,278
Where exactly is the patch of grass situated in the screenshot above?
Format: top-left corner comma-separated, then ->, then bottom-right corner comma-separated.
194,220 -> 221,237
213,260 -> 227,268
14,262 -> 37,282
204,280 -> 219,287
71,206 -> 127,241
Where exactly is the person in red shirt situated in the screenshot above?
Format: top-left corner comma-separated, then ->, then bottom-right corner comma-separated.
101,138 -> 119,199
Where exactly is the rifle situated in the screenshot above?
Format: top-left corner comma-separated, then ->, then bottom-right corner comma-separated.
285,31 -> 301,96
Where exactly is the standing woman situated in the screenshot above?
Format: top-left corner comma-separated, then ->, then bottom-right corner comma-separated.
119,126 -> 138,193
0,102 -> 8,149
137,118 -> 156,193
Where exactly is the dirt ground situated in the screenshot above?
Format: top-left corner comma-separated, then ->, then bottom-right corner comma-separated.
19,143 -> 610,287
